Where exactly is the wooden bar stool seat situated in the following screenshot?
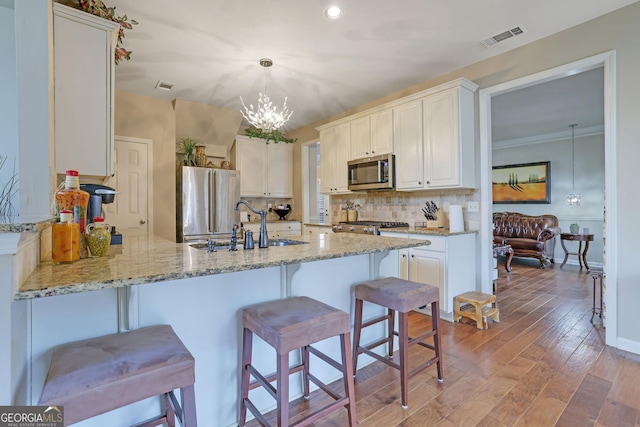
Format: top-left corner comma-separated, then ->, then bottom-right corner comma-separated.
454,291 -> 500,330
240,296 -> 356,427
352,277 -> 443,409
38,325 -> 197,426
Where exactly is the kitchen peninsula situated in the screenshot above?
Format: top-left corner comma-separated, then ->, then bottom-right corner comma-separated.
13,230 -> 430,426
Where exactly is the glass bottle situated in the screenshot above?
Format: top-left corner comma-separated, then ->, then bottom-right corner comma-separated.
52,210 -> 80,263
55,170 -> 90,258
86,216 -> 112,257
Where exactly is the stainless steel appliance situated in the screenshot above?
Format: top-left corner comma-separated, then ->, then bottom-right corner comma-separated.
347,154 -> 394,191
176,166 -> 240,242
332,220 -> 409,235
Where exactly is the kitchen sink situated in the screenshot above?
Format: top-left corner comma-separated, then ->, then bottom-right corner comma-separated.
188,242 -> 232,251
268,239 -> 309,247
189,239 -> 308,250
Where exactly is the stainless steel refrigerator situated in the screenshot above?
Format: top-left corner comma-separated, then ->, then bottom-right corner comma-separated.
176,166 -> 240,242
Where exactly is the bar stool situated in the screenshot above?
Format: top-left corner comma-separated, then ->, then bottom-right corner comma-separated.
240,296 -> 356,427
352,277 -> 443,408
38,325 -> 197,426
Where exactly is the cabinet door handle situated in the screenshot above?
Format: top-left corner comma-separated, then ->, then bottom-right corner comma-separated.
401,254 -> 406,258
411,254 -> 415,258
372,150 -> 375,154
418,182 -> 422,185
140,219 -> 146,224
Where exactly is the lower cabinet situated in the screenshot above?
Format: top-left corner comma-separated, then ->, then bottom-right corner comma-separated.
244,221 -> 301,238
382,232 -> 476,321
303,224 -> 331,236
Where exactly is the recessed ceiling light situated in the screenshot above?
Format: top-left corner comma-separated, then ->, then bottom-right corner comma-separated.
324,5 -> 343,19
155,80 -> 174,91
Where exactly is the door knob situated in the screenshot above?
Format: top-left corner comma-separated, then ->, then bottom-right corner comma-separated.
140,219 -> 146,224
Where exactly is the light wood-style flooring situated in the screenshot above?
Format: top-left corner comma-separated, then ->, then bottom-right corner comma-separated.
248,260 -> 640,426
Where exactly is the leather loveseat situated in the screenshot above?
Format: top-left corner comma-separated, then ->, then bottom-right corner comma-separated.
493,212 -> 561,267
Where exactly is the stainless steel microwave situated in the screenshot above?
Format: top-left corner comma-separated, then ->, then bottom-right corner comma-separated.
348,154 -> 394,191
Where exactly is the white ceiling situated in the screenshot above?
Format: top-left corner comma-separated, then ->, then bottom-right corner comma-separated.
108,0 -> 632,134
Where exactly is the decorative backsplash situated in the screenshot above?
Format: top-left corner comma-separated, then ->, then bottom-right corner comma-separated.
329,189 -> 481,230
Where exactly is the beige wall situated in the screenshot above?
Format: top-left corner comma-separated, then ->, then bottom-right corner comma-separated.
113,91 -> 176,241
173,98 -> 243,158
288,2 -> 640,346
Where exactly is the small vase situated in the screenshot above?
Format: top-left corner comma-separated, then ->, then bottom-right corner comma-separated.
195,145 -> 207,167
347,209 -> 358,222
570,224 -> 580,234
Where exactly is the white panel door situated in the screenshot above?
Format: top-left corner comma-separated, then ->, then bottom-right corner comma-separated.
105,137 -> 149,231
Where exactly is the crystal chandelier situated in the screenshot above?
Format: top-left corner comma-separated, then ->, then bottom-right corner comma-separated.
566,123 -> 581,205
240,58 -> 293,131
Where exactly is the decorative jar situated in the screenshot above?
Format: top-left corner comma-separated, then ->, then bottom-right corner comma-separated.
86,216 -> 112,257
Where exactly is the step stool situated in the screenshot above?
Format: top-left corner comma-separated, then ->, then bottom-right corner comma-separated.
453,291 -> 500,330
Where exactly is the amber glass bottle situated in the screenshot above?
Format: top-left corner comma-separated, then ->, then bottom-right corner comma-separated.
52,210 -> 80,263
55,170 -> 90,258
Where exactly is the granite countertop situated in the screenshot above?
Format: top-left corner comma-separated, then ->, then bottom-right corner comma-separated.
0,217 -> 55,233
379,227 -> 478,236
16,231 -> 430,300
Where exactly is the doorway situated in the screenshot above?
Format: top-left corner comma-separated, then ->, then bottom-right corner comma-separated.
105,135 -> 153,232
478,51 -> 617,346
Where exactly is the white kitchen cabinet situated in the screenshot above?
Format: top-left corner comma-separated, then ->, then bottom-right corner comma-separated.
232,135 -> 293,198
393,99 -> 424,190
244,221 -> 301,238
53,3 -> 118,177
423,81 -> 477,189
350,110 -> 394,160
303,224 -> 331,236
384,232 -> 476,321
320,123 -> 351,194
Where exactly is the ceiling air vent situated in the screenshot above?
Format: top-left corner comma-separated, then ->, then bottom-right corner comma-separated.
480,26 -> 527,47
155,80 -> 174,91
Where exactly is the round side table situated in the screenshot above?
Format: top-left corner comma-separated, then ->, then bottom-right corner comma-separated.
560,233 -> 594,271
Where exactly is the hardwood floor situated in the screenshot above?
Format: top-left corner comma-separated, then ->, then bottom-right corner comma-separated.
247,260 -> 640,426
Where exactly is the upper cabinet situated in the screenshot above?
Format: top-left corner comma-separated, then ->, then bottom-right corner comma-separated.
317,78 -> 477,193
423,81 -> 477,189
320,123 -> 350,194
231,135 -> 293,198
53,3 -> 118,177
393,100 -> 424,190
350,110 -> 394,160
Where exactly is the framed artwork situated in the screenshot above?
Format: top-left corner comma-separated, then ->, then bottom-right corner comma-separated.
492,161 -> 551,204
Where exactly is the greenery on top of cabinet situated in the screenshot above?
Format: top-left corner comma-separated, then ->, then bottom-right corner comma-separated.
244,127 -> 297,144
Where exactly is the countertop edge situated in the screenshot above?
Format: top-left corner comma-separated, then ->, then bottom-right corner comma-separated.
15,237 -> 430,300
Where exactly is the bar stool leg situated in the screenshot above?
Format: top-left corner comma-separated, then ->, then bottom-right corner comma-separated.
164,393 -> 176,427
399,311 -> 409,409
302,345 -> 310,399
240,328 -> 252,427
340,332 -> 357,426
387,308 -> 395,358
432,301 -> 444,382
352,298 -> 364,375
180,385 -> 198,427
276,353 -> 290,427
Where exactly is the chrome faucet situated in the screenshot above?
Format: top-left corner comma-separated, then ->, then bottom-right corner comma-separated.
235,200 -> 269,248
229,224 -> 239,251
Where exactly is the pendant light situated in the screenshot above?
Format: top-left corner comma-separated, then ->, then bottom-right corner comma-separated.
240,58 -> 293,131
566,123 -> 581,205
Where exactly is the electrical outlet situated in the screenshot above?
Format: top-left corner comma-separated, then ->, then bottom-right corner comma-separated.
467,201 -> 479,212
442,201 -> 450,212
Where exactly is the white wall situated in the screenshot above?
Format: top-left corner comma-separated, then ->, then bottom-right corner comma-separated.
0,4 -> 18,219
493,133 -> 605,266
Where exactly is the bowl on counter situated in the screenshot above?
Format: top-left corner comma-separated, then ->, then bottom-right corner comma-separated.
274,204 -> 291,220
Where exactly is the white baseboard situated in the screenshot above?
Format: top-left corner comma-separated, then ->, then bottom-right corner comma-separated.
616,337 -> 640,356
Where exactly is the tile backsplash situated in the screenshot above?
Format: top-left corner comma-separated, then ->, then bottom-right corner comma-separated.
329,189 -> 481,230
